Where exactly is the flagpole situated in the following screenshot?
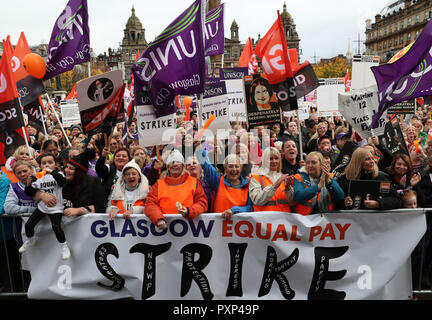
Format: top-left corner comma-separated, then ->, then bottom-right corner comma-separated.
39,105 -> 49,139
16,98 -> 35,161
297,109 -> 304,161
45,93 -> 72,147
198,93 -> 204,130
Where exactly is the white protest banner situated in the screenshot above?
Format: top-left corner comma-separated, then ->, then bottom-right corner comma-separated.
137,105 -> 176,147
220,68 -> 248,122
338,85 -> 386,139
297,100 -> 310,121
201,81 -> 230,132
60,100 -> 81,128
317,78 -> 345,113
351,55 -> 380,90
20,210 -> 425,300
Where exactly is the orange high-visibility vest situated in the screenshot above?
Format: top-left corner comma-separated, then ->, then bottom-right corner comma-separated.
1,166 -> 18,183
251,174 -> 291,212
292,173 -> 333,216
213,176 -> 248,213
157,176 -> 197,214
111,199 -> 146,214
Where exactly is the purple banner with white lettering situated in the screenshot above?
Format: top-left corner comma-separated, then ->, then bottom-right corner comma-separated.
204,4 -> 224,57
370,19 -> 432,128
219,67 -> 248,80
44,0 -> 90,80
132,0 -> 206,118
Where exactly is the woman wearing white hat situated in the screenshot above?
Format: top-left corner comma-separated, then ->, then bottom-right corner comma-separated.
107,158 -> 149,219
145,150 -> 208,229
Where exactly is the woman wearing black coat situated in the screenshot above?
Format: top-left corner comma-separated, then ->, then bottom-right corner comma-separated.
62,149 -> 105,214
335,147 -> 402,210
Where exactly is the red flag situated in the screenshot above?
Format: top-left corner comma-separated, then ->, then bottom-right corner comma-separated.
416,97 -> 424,106
344,69 -> 351,92
238,37 -> 258,75
7,32 -> 46,106
0,49 -> 26,164
254,11 -> 294,84
85,83 -> 126,132
66,83 -> 77,100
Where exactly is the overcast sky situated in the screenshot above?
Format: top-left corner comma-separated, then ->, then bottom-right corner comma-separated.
1,0 -> 389,63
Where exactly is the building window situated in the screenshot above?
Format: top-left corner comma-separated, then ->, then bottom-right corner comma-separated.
407,33 -> 411,42
384,41 -> 387,49
395,38 -> 398,46
416,15 -> 420,23
400,36 -> 404,44
389,39 -> 392,47
408,17 -> 412,26
416,30 -> 420,39
400,21 -> 404,29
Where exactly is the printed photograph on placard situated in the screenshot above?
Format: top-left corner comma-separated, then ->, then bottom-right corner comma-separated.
244,74 -> 282,128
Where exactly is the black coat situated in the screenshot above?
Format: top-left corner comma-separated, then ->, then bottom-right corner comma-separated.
418,171 -> 432,208
389,175 -> 426,208
63,175 -> 105,213
95,156 -> 119,209
335,171 -> 402,210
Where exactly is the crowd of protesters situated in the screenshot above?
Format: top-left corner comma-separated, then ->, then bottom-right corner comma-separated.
1,102 -> 432,293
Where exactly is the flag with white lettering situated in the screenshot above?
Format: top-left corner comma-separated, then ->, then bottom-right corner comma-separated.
238,37 -> 258,75
254,11 -> 298,111
4,33 -> 46,106
370,19 -> 432,128
204,4 -> 224,57
132,0 -> 206,118
0,50 -> 26,164
44,0 -> 90,80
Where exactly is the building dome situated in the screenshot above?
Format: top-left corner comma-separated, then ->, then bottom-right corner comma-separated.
280,2 -> 294,25
126,6 -> 143,29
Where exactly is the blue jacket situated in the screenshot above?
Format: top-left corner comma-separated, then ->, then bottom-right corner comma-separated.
293,170 -> 345,204
201,161 -> 253,214
0,171 -> 13,240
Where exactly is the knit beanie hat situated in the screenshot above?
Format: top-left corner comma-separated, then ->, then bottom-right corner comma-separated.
122,158 -> 142,175
68,148 -> 96,172
166,149 -> 185,165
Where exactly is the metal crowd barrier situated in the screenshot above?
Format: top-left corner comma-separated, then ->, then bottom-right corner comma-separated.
1,210 -> 431,300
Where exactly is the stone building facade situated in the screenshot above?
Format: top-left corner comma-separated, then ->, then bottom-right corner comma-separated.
364,0 -> 432,62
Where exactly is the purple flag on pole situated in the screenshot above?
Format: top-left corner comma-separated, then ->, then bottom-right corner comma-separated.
204,4 -> 224,57
43,0 -> 90,80
370,19 -> 432,128
132,0 -> 206,118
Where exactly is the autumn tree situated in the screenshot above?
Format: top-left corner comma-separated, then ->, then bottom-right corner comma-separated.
313,56 -> 351,79
52,62 -> 108,93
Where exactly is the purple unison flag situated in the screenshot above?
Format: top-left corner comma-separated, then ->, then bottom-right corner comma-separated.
43,0 -> 90,80
370,19 -> 432,128
204,4 -> 224,57
132,0 -> 206,118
